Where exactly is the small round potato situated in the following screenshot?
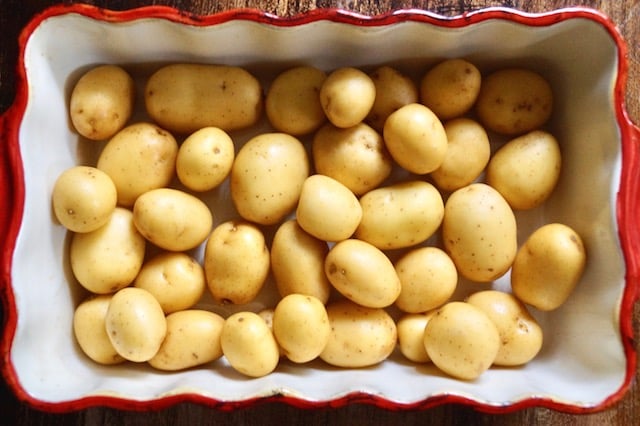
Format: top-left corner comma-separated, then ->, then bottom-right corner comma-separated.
266,66 -> 327,135
396,312 -> 436,363
320,67 -> 376,128
366,66 -> 419,132
176,127 -> 235,192
476,68 -> 553,135
52,166 -> 117,233
69,64 -> 135,140
312,122 -> 393,195
73,294 -> 125,365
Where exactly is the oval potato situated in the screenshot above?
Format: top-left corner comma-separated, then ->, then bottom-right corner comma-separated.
73,294 -> 125,365
320,67 -> 376,128
366,65 -> 419,132
397,312 -> 435,363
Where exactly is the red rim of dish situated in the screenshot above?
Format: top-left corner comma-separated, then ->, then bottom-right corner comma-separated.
1,4 -> 639,414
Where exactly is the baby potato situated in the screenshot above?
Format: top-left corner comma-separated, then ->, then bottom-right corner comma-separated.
70,207 -> 146,294
383,103 -> 448,174
420,58 -> 481,120
320,67 -> 376,128
430,118 -> 491,191
355,180 -> 444,250
511,223 -> 586,311
221,311 -> 280,378
133,188 -> 213,252
176,127 -> 235,192
145,64 -> 263,134
69,64 -> 135,140
204,221 -> 270,305
97,122 -> 178,207
52,166 -> 117,233
231,132 -> 310,225
424,301 -> 500,380
365,65 -> 419,132
324,239 -> 401,308
149,310 -> 225,371
396,312 -> 436,363
266,66 -> 327,135
105,287 -> 167,363
466,290 -> 543,366
476,68 -> 553,135
312,122 -> 393,195
320,299 -> 397,368
442,183 -> 517,282
272,294 -> 331,363
270,220 -> 331,304
394,247 -> 457,314
486,130 -> 562,210
73,294 -> 125,365
134,252 -> 205,314
296,174 -> 362,242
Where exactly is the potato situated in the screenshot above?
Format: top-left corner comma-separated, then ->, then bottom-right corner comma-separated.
320,299 -> 397,368
270,220 -> 331,304
442,183 -> 517,282
324,239 -> 401,308
97,122 -> 178,207
396,312 -> 435,363
70,207 -> 146,294
296,174 -> 362,242
69,65 -> 135,140
511,223 -> 586,311
355,181 -> 444,250
423,301 -> 500,380
73,294 -> 125,365
319,67 -> 376,128
486,130 -> 562,210
430,118 -> 491,191
466,290 -> 543,366
204,220 -> 270,305
383,103 -> 448,174
312,122 -> 393,195
476,68 -> 553,135
394,247 -> 457,313
134,252 -> 205,314
105,287 -> 167,363
365,65 -> 419,131
272,294 -> 331,363
266,66 -> 327,135
221,311 -> 280,377
257,308 -> 286,357
176,127 -> 235,192
145,63 -> 263,134
149,310 -> 225,371
52,166 -> 117,233
420,58 -> 481,120
230,132 -> 309,225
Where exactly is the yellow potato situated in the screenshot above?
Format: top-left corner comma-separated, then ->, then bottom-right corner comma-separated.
442,183 -> 517,282
365,65 -> 419,132
266,66 -> 327,135
486,130 -> 562,210
70,207 -> 146,294
69,65 -> 135,140
320,299 -> 397,368
320,67 -> 376,128
145,63 -> 263,134
204,221 -> 270,305
396,312 -> 436,363
270,220 -> 331,304
52,166 -> 117,233
230,132 -> 310,225
97,122 -> 178,207
176,127 -> 235,192
149,310 -> 225,371
312,122 -> 393,195
133,188 -> 213,252
324,239 -> 401,308
383,103 -> 448,174
73,294 -> 125,365
511,223 -> 586,311
355,180 -> 444,250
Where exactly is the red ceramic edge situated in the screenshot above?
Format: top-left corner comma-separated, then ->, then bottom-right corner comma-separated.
1,3 -> 638,414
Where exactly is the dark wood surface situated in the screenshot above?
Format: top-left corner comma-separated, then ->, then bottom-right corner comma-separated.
1,1 -> 638,424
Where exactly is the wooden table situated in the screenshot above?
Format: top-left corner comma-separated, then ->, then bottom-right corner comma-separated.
1,1 -> 638,424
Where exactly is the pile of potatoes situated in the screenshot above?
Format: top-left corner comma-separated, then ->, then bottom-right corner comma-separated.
55,59 -> 586,381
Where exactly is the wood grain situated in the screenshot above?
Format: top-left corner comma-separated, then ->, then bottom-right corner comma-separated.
1,1 -> 638,425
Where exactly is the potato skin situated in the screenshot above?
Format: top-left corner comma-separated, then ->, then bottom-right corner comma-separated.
366,65 -> 418,132
73,294 -> 125,365
320,67 -> 376,128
